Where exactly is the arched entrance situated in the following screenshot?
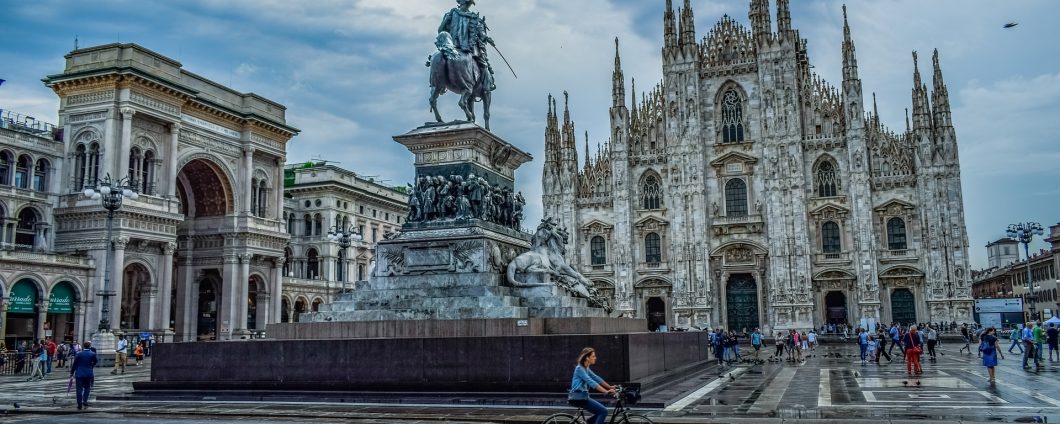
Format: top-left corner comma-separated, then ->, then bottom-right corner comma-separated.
825,291 -> 847,325
176,158 -> 233,218
646,297 -> 666,331
6,279 -> 40,346
890,288 -> 917,325
197,279 -> 219,341
294,298 -> 307,322
281,297 -> 291,323
121,263 -> 152,330
726,274 -> 759,332
47,281 -> 78,342
247,276 -> 261,330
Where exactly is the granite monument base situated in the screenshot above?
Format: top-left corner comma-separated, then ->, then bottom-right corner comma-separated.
138,331 -> 710,394
267,317 -> 647,339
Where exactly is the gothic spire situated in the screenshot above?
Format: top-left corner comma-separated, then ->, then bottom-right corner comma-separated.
664,0 -> 678,52
777,0 -> 792,33
931,48 -> 952,128
612,37 -> 625,109
630,78 -> 639,124
911,51 -> 932,131
584,131 -> 591,169
679,0 -> 696,47
749,0 -> 771,40
842,5 -> 859,81
872,92 -> 880,129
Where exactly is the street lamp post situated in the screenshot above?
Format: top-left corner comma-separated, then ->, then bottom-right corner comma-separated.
327,224 -> 362,294
83,174 -> 139,332
1007,222 -> 1044,323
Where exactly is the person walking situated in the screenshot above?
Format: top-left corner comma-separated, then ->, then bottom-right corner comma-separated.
134,342 -> 145,366
903,325 -> 923,375
1008,324 -> 1024,354
807,330 -> 818,357
44,337 -> 57,374
1022,322 -> 1041,369
958,323 -> 972,355
979,327 -> 1003,382
876,329 -> 893,363
774,332 -> 785,360
26,341 -> 45,381
567,347 -> 616,424
1047,323 -> 1059,362
751,328 -> 763,361
858,328 -> 869,364
111,336 -> 128,375
56,341 -> 69,369
926,325 -> 939,361
1033,322 -> 1046,361
70,341 -> 98,410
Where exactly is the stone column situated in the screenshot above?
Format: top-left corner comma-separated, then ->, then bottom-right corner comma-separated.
274,157 -> 286,221
0,299 -> 7,346
271,257 -> 285,325
242,147 -> 255,215
118,108 -> 135,179
236,253 -> 252,334
219,254 -> 239,340
167,123 -> 181,197
36,299 -> 50,341
172,261 -> 193,342
157,242 -> 176,331
109,237 -> 128,331
101,109 -> 117,183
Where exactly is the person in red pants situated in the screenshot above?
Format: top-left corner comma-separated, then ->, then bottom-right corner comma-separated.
903,325 -> 924,375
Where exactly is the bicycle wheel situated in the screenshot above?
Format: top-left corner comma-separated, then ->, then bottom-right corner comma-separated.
541,412 -> 579,424
617,413 -> 655,424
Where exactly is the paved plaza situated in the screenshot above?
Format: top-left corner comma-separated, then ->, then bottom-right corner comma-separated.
1,341 -> 1057,423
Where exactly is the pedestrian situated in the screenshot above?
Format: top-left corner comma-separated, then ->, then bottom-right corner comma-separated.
774,332 -> 785,360
958,323 -> 972,354
1047,323 -> 1059,362
0,342 -> 6,369
979,327 -> 1003,382
903,325 -> 923,375
1008,324 -> 1024,354
926,325 -> 938,361
751,327 -> 763,361
876,329 -> 892,363
111,336 -> 128,375
714,328 -> 725,366
56,341 -> 69,368
1022,322 -> 1041,369
730,331 -> 741,361
867,335 -> 878,364
14,341 -> 27,374
45,337 -> 57,374
858,328 -> 869,364
26,340 -> 45,381
70,340 -> 98,411
134,342 -> 145,366
1033,322 -> 1046,361
807,329 -> 818,357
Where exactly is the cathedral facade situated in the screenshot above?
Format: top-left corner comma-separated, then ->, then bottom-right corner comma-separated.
542,0 -> 972,333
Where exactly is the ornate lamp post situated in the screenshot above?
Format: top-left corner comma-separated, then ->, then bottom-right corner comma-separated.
83,174 -> 139,332
327,224 -> 362,294
1007,222 -> 1044,322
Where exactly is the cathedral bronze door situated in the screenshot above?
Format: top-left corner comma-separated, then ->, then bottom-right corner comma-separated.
891,288 -> 917,325
726,274 -> 759,332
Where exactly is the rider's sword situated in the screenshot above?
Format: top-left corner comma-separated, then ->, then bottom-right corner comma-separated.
489,42 -> 518,79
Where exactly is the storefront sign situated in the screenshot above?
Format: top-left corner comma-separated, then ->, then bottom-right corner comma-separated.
9,280 -> 37,313
48,283 -> 75,314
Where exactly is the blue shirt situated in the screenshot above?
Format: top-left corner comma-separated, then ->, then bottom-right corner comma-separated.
70,350 -> 98,378
1023,327 -> 1034,342
569,365 -> 604,394
859,332 -> 868,345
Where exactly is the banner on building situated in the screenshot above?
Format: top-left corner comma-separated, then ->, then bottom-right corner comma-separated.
48,283 -> 75,314
9,280 -> 37,313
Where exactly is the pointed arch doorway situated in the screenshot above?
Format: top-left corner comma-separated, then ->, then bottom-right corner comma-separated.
726,273 -> 759,332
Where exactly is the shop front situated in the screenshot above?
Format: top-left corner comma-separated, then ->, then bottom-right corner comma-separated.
46,282 -> 77,343
5,279 -> 39,347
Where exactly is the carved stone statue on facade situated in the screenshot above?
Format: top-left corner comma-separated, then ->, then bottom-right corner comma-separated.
506,218 -> 612,312
429,0 -> 496,129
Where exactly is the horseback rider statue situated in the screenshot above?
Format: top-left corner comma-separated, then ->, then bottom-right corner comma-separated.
429,0 -> 513,130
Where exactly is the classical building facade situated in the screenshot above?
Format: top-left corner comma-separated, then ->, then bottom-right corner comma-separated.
280,162 -> 408,322
0,43 -> 298,345
543,1 -> 973,332
972,222 -> 1060,321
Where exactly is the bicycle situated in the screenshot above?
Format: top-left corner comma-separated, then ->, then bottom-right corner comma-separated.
541,385 -> 654,424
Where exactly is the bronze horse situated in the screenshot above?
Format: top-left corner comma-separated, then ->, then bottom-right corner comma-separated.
428,32 -> 492,130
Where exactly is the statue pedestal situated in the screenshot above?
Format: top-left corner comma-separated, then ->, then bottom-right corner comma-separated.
513,282 -> 609,318
393,122 -> 532,191
90,331 -> 117,367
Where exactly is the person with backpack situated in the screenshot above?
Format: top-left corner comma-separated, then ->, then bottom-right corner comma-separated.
750,328 -> 763,361
979,327 -> 1003,382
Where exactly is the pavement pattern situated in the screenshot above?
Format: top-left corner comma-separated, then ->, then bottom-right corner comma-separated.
0,341 -> 1056,423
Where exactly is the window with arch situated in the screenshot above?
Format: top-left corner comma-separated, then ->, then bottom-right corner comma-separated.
33,159 -> 48,192
641,174 -> 662,210
724,178 -> 748,217
721,89 -> 745,143
816,160 -> 840,197
0,150 -> 12,185
358,264 -> 366,281
256,179 -> 268,217
887,217 -> 908,250
141,150 -> 156,195
73,145 -> 86,189
314,213 -> 323,236
15,208 -> 39,246
645,232 -> 661,265
336,250 -> 346,282
303,214 -> 312,236
14,154 -> 31,189
590,236 -> 606,266
283,248 -> 293,276
822,221 -> 841,254
88,143 -> 101,185
307,249 -> 320,279
128,147 -> 143,189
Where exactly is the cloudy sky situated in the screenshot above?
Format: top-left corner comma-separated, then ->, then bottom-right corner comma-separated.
1,0 -> 1057,269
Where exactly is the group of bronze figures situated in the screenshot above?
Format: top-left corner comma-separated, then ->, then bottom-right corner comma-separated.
406,174 -> 525,229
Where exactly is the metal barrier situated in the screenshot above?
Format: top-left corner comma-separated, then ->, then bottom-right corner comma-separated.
0,353 -> 33,376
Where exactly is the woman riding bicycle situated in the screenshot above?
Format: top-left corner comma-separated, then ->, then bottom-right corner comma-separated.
569,347 -> 617,424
